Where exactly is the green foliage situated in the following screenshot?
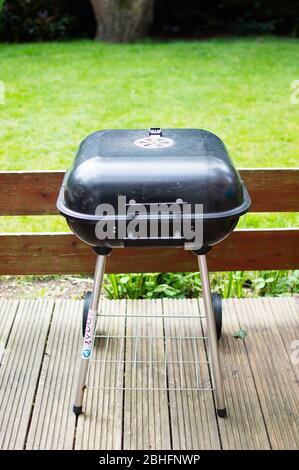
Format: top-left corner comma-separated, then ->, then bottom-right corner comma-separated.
1,1 -> 299,42
233,329 -> 247,340
104,272 -> 201,300
0,1 -> 76,42
104,270 -> 299,300
154,1 -> 299,38
251,270 -> 299,296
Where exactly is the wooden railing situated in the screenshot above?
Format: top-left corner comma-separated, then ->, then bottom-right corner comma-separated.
0,169 -> 298,274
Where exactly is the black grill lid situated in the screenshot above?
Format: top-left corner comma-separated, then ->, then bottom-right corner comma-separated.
57,128 -> 250,221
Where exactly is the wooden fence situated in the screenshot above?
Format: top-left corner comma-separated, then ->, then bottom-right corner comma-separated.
0,169 -> 298,274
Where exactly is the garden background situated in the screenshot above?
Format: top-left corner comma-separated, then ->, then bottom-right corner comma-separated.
0,0 -> 298,298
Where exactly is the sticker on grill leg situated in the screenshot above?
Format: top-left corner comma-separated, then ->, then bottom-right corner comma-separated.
82,308 -> 97,359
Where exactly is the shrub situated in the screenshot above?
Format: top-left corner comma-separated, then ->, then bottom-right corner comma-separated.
0,0 -> 77,42
104,270 -> 299,300
153,0 -> 299,38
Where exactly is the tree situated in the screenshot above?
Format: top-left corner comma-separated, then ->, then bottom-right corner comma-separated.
89,0 -> 154,42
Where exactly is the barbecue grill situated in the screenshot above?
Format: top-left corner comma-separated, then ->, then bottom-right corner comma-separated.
57,128 -> 250,418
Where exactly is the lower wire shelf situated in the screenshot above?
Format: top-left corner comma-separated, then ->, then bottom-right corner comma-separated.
85,310 -> 214,392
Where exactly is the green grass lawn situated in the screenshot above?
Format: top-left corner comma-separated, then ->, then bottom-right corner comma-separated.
0,37 -> 298,233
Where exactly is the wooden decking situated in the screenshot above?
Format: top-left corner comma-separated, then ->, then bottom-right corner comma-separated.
0,297 -> 298,450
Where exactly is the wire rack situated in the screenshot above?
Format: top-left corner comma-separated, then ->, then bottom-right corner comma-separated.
86,308 -> 213,392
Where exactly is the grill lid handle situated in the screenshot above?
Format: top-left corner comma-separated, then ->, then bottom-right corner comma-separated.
149,127 -> 162,137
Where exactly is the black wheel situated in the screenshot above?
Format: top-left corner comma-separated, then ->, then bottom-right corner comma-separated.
211,293 -> 222,340
82,291 -> 92,337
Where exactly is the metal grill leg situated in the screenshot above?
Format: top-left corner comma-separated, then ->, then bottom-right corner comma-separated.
73,255 -> 106,415
198,254 -> 227,418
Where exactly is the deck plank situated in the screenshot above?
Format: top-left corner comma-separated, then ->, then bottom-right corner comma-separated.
75,299 -> 126,450
0,299 -> 53,450
123,299 -> 171,450
267,297 -> 299,381
211,299 -> 271,449
163,299 -> 220,450
26,299 -> 82,449
0,299 -> 19,364
234,298 -> 299,450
